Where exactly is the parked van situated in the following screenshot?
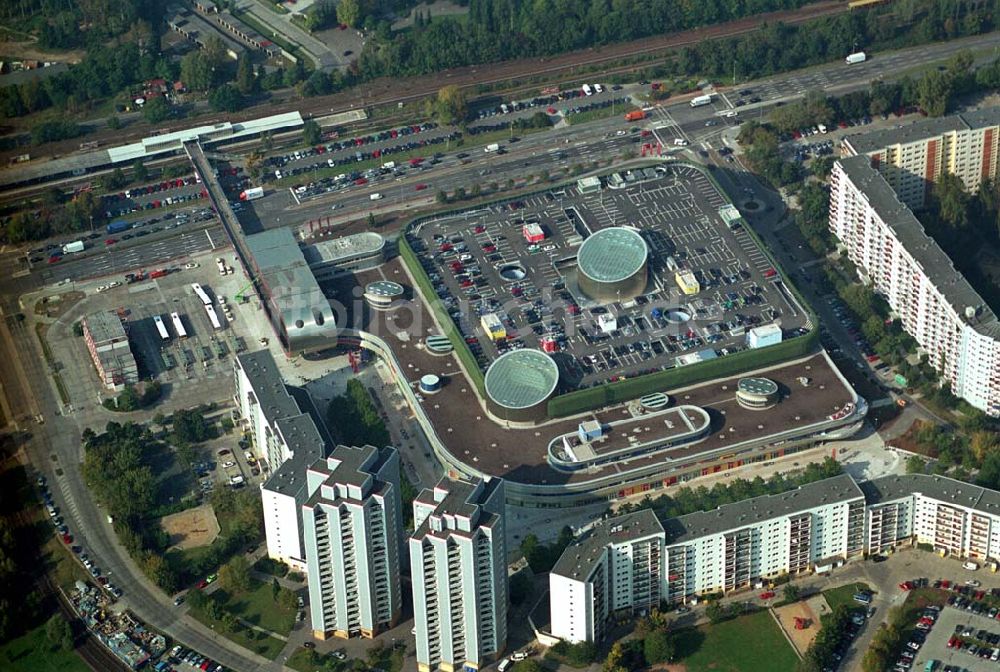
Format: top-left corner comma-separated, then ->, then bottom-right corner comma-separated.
370,193 -> 383,201
497,660 -> 512,672
964,561 -> 980,571
852,592 -> 872,605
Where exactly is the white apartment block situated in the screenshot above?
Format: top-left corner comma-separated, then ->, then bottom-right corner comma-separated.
830,156 -> 1000,416
661,473 -> 866,605
302,445 -> 403,640
549,510 -> 664,644
233,350 -> 328,569
862,475 -> 1000,561
841,109 -> 1000,209
410,477 -> 507,672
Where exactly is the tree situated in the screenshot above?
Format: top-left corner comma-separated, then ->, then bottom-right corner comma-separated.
367,212 -> 379,230
706,600 -> 729,624
783,584 -> 801,603
235,55 -> 255,95
905,455 -> 926,474
302,120 -> 322,146
433,85 -> 467,125
272,577 -> 281,601
107,115 -> 121,130
143,97 -> 170,124
509,572 -> 532,606
917,69 -> 952,117
435,189 -> 448,204
45,614 -> 73,651
209,84 -> 243,113
277,587 -> 299,611
337,0 -> 361,28
512,661 -> 544,672
643,629 -> 675,665
219,555 -> 252,593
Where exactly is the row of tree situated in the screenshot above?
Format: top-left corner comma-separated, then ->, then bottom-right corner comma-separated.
618,457 -> 843,521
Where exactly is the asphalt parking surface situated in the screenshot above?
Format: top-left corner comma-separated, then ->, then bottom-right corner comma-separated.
407,163 -> 809,388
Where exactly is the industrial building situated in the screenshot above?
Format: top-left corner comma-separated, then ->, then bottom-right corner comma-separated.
549,510 -> 665,644
830,156 -> 1000,416
302,446 -> 404,640
410,477 -> 508,672
232,350 -> 329,569
245,228 -> 339,355
483,349 -> 560,424
746,323 -> 783,349
840,108 -> 1000,209
576,227 -> 649,303
82,311 -> 139,390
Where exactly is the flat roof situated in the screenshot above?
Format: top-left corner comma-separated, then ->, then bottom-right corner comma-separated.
236,350 -> 302,423
302,231 -> 385,267
551,509 -> 662,580
577,227 -> 648,283
844,108 -> 1000,154
305,445 -> 393,506
411,477 -> 502,541
664,473 -> 864,545
484,349 -> 560,410
838,156 -> 1000,339
861,474 -> 1000,516
85,311 -> 127,343
365,280 -> 404,297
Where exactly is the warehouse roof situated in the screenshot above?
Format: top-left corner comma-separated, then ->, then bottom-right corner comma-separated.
837,156 -> 1000,339
85,311 -> 127,344
664,474 -> 864,545
551,509 -> 663,580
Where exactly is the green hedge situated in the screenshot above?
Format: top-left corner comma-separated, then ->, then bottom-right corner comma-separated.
547,329 -> 818,417
398,235 -> 486,397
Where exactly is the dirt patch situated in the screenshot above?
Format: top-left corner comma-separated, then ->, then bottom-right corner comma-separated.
0,40 -> 85,63
887,419 -> 938,457
33,291 -> 85,319
161,503 -> 221,551
649,665 -> 688,672
774,595 -> 829,655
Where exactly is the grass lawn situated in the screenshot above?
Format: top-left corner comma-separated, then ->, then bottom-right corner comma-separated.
0,624 -> 90,672
286,647 -> 349,672
213,579 -> 296,636
823,582 -> 873,614
188,607 -> 287,660
566,103 -> 638,126
674,609 -> 799,672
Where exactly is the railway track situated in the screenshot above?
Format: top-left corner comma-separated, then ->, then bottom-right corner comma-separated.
0,0 -> 847,165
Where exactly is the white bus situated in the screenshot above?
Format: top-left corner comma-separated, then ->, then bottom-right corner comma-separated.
191,283 -> 212,306
170,312 -> 188,339
204,304 -> 222,330
153,315 -> 170,341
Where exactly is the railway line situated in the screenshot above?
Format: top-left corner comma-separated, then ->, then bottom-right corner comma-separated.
0,0 -> 848,165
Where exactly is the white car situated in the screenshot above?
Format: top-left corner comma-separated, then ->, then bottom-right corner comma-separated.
966,579 -> 981,587
222,460 -> 236,469
673,138 -> 689,146
96,285 -> 109,293
511,651 -> 528,661
184,262 -> 199,269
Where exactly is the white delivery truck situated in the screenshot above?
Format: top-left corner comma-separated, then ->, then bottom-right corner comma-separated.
62,240 -> 85,254
240,186 -> 264,201
485,143 -> 501,153
845,51 -> 867,65
582,84 -> 594,96
690,94 -> 713,107
370,193 -> 383,201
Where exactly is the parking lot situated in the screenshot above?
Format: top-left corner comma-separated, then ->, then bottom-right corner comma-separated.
406,163 -> 809,387
911,580 -> 1000,672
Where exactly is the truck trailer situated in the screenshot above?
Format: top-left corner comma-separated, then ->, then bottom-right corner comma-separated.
62,240 -> 85,254
485,143 -> 501,153
239,186 -> 264,201
690,94 -> 713,107
845,51 -> 867,64
624,110 -> 647,122
106,220 -> 130,235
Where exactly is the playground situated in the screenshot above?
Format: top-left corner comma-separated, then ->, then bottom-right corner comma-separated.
773,593 -> 830,655
161,503 -> 221,551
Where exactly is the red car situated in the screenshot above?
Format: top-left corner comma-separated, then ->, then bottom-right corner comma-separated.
196,579 -> 208,590
763,268 -> 777,278
414,183 -> 428,191
898,581 -> 913,591
482,244 -> 496,253
353,177 -> 368,186
47,256 -> 61,264
62,533 -> 73,544
759,591 -> 775,600
474,225 -> 486,234
105,238 -> 117,246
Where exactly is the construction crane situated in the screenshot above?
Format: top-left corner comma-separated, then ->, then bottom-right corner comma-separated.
235,280 -> 256,304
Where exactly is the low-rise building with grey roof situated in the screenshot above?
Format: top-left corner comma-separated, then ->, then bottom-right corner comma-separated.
410,477 -> 507,672
662,474 -> 865,602
549,509 -> 665,643
302,445 -> 403,640
83,311 -> 138,390
841,108 -> 1000,209
831,156 -> 1000,416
